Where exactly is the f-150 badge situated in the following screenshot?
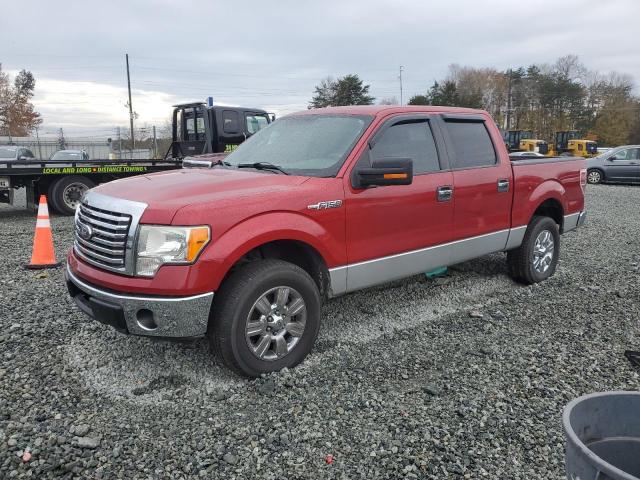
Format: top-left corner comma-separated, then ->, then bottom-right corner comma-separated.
307,200 -> 343,210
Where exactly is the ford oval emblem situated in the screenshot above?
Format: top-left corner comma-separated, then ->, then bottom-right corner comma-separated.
77,223 -> 93,241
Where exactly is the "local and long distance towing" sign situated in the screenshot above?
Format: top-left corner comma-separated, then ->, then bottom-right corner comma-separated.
42,166 -> 149,174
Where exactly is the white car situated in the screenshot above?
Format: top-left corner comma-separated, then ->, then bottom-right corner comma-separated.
509,151 -> 546,158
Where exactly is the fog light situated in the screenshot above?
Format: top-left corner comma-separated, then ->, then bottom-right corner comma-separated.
136,309 -> 157,331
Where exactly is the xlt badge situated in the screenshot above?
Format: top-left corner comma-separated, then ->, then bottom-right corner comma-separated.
307,200 -> 343,210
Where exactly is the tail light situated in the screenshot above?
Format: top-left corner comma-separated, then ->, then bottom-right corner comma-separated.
580,169 -> 587,192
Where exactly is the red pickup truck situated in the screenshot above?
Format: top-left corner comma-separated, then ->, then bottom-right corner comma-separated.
65,106 -> 587,376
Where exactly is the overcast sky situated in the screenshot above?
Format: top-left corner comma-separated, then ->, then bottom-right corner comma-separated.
1,0 -> 638,136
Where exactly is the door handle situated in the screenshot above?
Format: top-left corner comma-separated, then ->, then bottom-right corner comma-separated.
436,185 -> 453,202
497,179 -> 510,192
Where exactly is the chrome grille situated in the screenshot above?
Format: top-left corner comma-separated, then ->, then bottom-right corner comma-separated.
74,202 -> 132,273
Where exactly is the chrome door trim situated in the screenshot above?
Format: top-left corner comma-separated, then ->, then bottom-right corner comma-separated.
329,228 -> 516,295
449,229 -> 509,266
504,225 -> 527,250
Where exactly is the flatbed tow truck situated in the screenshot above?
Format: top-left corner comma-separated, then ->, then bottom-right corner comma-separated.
0,101 -> 272,215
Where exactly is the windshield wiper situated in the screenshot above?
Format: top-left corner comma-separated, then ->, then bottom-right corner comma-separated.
236,162 -> 289,175
182,157 -> 231,169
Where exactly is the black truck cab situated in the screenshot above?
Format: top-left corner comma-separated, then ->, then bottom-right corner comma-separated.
168,102 -> 273,159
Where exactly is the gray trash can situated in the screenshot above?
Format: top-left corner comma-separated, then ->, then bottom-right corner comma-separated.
563,391 -> 640,480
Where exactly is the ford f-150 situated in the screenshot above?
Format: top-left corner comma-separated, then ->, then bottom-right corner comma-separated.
65,106 -> 587,376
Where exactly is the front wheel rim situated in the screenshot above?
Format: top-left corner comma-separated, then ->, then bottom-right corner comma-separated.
588,171 -> 601,183
245,286 -> 307,361
532,230 -> 555,274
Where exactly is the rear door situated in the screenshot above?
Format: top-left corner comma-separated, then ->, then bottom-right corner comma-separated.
343,115 -> 454,292
440,115 -> 514,263
604,148 -> 640,182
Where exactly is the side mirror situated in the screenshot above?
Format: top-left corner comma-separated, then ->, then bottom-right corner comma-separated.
608,156 -> 617,161
353,158 -> 413,189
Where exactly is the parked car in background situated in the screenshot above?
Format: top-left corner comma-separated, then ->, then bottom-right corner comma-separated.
586,145 -> 640,184
50,150 -> 89,161
0,146 -> 36,162
509,151 -> 546,158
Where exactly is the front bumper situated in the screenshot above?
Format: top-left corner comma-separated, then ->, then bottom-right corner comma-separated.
65,264 -> 214,338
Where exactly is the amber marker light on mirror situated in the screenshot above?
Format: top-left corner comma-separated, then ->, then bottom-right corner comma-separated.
383,173 -> 408,179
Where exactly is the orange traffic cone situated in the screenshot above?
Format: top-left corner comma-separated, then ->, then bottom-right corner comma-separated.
25,195 -> 61,269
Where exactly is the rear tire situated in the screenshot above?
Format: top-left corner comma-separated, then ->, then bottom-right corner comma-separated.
50,176 -> 95,215
209,259 -> 321,377
587,169 -> 603,184
507,216 -> 560,285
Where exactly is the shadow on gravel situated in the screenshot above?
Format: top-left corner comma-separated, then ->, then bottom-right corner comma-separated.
132,375 -> 188,396
65,249 -> 513,404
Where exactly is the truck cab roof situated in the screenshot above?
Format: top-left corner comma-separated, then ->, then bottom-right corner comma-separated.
293,105 -> 486,117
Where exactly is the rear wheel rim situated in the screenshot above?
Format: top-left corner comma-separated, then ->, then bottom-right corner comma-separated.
587,171 -> 601,183
62,182 -> 89,210
245,286 -> 307,361
532,229 -> 555,274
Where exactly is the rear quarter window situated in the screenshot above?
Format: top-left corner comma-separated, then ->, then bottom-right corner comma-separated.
445,121 -> 497,169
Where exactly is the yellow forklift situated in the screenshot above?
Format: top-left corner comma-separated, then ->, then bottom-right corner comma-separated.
504,130 -> 549,154
548,131 -> 598,157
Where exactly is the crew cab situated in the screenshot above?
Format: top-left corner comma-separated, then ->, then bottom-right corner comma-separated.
65,106 -> 587,377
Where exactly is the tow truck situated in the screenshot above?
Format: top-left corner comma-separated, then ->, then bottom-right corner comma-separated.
0,101 -> 272,215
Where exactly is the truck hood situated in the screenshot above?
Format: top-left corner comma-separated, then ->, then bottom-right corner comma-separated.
93,167 -> 309,224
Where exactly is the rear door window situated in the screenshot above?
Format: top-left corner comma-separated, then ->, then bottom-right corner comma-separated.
371,120 -> 441,174
444,120 -> 497,169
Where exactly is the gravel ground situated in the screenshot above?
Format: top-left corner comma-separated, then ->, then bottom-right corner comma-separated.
1,184 -> 639,479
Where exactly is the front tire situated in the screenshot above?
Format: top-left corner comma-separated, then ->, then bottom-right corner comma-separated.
50,176 -> 95,215
209,260 -> 321,377
587,169 -> 603,184
507,216 -> 560,285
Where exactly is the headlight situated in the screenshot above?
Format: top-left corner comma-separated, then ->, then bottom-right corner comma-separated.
135,225 -> 210,277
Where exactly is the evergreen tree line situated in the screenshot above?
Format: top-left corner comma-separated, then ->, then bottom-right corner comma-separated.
309,55 -> 640,146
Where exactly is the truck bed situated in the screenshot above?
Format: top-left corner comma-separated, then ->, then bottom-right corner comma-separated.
511,156 -> 586,230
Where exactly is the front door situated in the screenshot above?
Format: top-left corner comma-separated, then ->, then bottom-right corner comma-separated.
343,115 -> 454,292
604,148 -> 640,182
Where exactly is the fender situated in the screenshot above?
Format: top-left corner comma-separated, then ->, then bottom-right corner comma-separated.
514,179 -> 566,228
197,211 -> 345,291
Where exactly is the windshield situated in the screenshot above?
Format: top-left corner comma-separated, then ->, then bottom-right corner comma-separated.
0,148 -> 17,159
225,114 -> 372,177
51,151 -> 83,160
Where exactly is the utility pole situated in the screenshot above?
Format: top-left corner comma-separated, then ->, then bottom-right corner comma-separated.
505,69 -> 513,131
35,126 -> 43,160
6,111 -> 12,144
125,53 -> 135,158
152,125 -> 158,159
399,66 -> 404,105
117,126 -> 122,159
58,128 -> 66,150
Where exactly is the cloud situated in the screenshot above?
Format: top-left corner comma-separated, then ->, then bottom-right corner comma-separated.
1,0 -> 638,133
